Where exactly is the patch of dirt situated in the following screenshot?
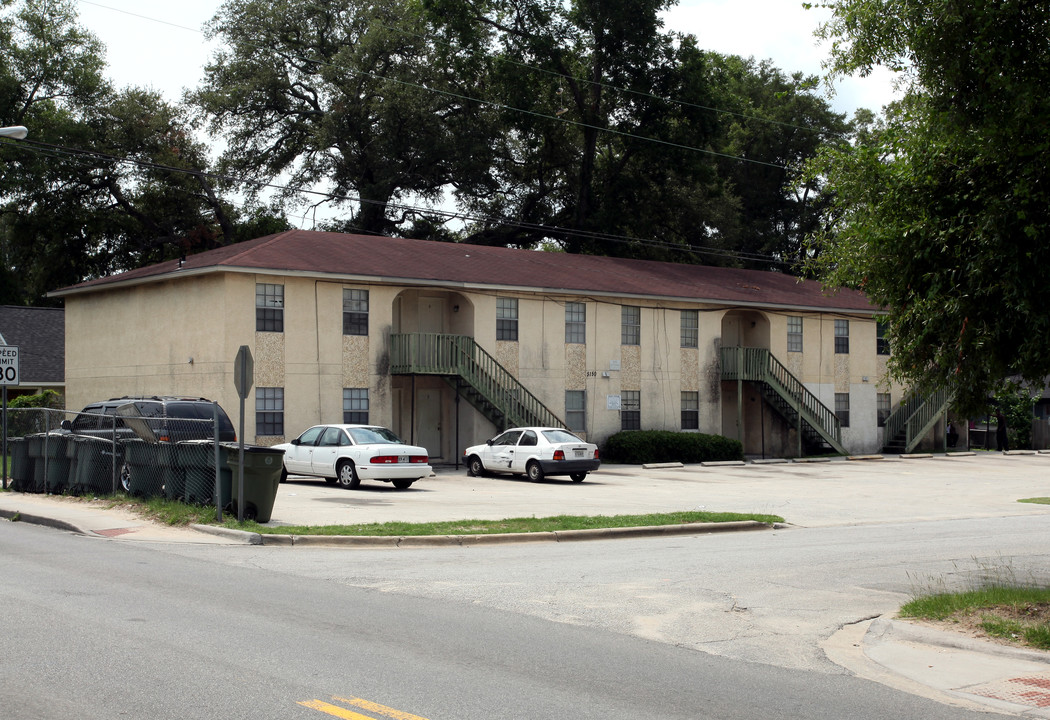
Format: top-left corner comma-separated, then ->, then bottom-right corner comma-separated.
910,603 -> 1050,651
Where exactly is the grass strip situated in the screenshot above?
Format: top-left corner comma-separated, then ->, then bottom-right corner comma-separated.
900,586 -> 1050,651
231,510 -> 784,536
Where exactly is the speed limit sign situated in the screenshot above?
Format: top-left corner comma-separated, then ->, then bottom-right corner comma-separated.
0,346 -> 19,385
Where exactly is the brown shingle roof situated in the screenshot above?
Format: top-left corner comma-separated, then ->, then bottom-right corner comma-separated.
51,230 -> 877,313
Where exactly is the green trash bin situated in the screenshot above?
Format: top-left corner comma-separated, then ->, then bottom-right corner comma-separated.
8,437 -> 31,491
44,434 -> 71,494
174,441 -> 231,507
123,440 -> 164,498
72,436 -> 116,495
225,445 -> 285,522
26,434 -> 45,493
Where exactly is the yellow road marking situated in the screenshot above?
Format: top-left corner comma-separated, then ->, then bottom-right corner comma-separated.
298,697 -> 432,720
298,699 -> 375,719
333,696 -> 431,720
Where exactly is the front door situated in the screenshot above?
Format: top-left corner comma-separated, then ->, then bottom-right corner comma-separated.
418,296 -> 446,333
416,389 -> 442,459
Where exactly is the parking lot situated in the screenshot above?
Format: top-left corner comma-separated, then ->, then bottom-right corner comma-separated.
268,452 -> 1050,528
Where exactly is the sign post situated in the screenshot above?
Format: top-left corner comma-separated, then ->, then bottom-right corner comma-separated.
0,346 -> 19,490
233,345 -> 254,522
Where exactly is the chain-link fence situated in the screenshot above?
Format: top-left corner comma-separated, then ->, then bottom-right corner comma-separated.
2,407 -> 232,509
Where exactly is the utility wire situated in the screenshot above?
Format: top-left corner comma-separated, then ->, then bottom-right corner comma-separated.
76,0 -> 795,170
1,136 -> 796,266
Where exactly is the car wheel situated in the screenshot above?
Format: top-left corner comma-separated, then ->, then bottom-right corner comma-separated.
467,455 -> 485,477
120,463 -> 132,493
336,460 -> 360,489
392,479 -> 413,490
526,461 -> 544,483
570,472 -> 587,483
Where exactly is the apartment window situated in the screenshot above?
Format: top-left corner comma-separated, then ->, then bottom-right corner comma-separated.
565,390 -> 585,433
877,321 -> 890,356
497,298 -> 518,341
787,316 -> 803,352
565,302 -> 586,344
343,289 -> 369,336
681,391 -> 699,430
835,392 -> 850,428
681,310 -> 698,348
621,306 -> 640,345
343,388 -> 369,424
256,387 -> 284,436
256,283 -> 284,332
621,391 -> 641,431
877,393 -> 891,428
834,319 -> 850,354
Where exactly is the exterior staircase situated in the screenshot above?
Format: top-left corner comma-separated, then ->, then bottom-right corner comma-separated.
881,387 -> 951,454
390,333 -> 565,431
720,346 -> 847,456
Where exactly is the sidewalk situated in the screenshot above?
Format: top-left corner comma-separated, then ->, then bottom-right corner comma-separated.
3,451 -> 1050,716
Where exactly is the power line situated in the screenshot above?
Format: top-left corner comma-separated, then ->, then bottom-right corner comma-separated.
76,0 -> 794,170
1,135 -> 796,267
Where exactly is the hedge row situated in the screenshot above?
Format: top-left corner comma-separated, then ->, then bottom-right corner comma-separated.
601,430 -> 743,465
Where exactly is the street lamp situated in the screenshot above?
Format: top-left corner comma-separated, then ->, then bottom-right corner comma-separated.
1,124 -> 26,489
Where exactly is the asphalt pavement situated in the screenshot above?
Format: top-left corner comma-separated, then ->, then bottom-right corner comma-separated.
3,449 -> 1050,716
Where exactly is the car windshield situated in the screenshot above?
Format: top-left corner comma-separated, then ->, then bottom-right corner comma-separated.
542,429 -> 583,444
347,426 -> 403,445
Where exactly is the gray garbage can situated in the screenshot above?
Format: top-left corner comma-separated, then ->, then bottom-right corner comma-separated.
44,434 -> 71,494
72,436 -> 115,495
171,441 -> 230,506
226,445 -> 285,522
8,437 -> 31,491
123,440 -> 165,498
26,434 -> 45,493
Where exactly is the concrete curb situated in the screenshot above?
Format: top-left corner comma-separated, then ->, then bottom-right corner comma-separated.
189,524 -> 263,545
869,616 -> 1050,665
245,519 -> 774,548
0,508 -> 82,535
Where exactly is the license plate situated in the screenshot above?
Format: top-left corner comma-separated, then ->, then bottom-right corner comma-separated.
574,448 -> 585,458
399,455 -> 408,463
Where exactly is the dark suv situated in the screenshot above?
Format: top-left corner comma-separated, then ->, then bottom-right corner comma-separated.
63,396 -> 236,443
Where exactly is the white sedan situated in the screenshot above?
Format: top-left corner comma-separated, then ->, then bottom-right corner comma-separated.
464,427 -> 600,482
274,424 -> 432,489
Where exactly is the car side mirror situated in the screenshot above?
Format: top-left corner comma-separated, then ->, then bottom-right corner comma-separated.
291,438 -> 300,446
61,419 -> 72,430
486,439 -> 494,446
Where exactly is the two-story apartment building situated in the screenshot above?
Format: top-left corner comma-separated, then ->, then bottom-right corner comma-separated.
51,230 -> 918,460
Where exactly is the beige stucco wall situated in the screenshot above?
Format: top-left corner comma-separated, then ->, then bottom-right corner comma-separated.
63,269 -> 903,459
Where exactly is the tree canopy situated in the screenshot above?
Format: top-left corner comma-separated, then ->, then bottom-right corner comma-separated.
803,0 -> 1050,415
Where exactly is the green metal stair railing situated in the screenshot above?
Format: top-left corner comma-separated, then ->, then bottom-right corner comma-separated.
390,333 -> 565,430
721,346 -> 846,455
882,386 -> 951,453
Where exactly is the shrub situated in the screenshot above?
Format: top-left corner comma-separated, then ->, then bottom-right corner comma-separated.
602,430 -> 743,465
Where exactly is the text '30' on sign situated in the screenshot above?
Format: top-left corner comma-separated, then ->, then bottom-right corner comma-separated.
0,345 -> 19,385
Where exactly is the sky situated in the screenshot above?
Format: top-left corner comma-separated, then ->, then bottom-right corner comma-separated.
75,0 -> 901,118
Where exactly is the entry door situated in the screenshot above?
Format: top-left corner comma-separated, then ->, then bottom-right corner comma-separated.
416,389 -> 442,459
418,296 -> 446,333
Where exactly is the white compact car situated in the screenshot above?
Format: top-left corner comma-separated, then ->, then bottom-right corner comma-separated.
274,424 -> 432,489
464,427 -> 600,482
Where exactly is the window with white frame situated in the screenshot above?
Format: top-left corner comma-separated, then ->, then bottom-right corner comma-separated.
788,316 -> 803,352
834,319 -> 850,354
565,302 -> 586,344
681,391 -> 699,430
835,392 -> 850,428
877,321 -> 890,355
621,391 -> 641,430
621,306 -> 640,345
497,298 -> 518,341
343,388 -> 369,424
343,289 -> 369,336
681,310 -> 698,348
565,390 -> 585,433
256,283 -> 284,332
256,387 -> 284,436
877,392 -> 891,427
